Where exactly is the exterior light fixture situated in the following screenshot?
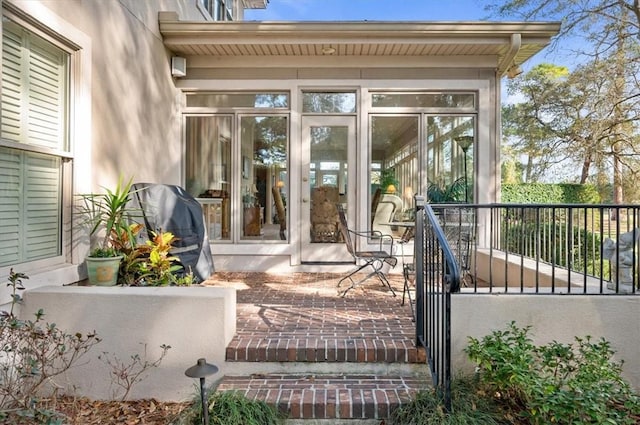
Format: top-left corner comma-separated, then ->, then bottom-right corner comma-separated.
321,46 -> 336,55
507,64 -> 523,79
454,136 -> 474,203
171,56 -> 186,78
185,358 -> 219,425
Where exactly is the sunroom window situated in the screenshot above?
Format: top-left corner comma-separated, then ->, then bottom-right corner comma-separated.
0,15 -> 70,267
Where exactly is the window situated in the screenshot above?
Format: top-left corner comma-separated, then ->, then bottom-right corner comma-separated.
240,115 -> 288,241
368,91 -> 478,234
199,0 -> 235,21
0,14 -> 70,267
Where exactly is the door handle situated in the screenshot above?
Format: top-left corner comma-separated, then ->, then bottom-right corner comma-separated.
302,198 -> 309,203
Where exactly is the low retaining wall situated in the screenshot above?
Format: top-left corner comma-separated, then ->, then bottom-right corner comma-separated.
452,294 -> 640,391
21,285 -> 236,402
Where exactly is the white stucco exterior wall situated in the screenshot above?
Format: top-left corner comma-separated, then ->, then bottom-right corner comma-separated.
452,295 -> 640,391
20,285 -> 236,401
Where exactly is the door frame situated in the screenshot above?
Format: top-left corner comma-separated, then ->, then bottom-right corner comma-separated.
300,115 -> 356,263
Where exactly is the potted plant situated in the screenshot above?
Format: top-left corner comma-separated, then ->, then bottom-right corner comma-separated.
79,176 -> 138,286
426,177 -> 466,203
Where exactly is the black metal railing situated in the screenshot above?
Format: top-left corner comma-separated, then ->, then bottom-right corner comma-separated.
412,201 -> 640,412
414,196 -> 460,412
430,203 -> 640,294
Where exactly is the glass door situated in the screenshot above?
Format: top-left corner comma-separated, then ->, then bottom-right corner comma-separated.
301,116 -> 355,263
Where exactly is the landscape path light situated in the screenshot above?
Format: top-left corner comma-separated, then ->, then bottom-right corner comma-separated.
185,357 -> 218,425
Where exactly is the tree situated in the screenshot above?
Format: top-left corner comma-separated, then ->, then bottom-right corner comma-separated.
487,0 -> 640,201
503,61 -> 640,189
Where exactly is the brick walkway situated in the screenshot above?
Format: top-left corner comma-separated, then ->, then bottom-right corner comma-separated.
205,272 -> 429,422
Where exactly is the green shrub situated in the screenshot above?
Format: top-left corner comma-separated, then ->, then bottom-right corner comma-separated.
389,375 -> 508,424
465,322 -> 640,425
178,390 -> 284,425
502,183 -> 601,204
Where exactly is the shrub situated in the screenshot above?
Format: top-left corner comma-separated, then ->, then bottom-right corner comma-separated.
0,270 -> 101,423
389,375 -> 508,424
465,322 -> 640,425
178,390 -> 284,425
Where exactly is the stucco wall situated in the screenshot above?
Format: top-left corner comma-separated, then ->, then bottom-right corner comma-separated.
452,295 -> 640,391
16,0 -> 205,190
20,285 -> 236,402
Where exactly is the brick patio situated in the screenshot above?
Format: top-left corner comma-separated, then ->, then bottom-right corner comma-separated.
205,272 -> 429,423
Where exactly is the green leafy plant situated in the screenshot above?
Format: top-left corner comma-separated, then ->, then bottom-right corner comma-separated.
465,321 -> 640,425
379,168 -> 399,193
121,231 -> 192,286
389,375 -> 508,424
78,176 -> 139,257
178,390 -> 284,425
0,270 -> 102,423
427,177 -> 466,203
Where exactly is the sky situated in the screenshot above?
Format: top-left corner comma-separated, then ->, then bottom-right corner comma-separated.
245,0 -> 489,22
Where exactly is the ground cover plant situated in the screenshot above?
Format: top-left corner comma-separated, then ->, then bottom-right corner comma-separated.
175,390 -> 284,425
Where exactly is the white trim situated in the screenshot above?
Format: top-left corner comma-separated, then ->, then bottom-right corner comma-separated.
181,78 -> 493,265
1,1 -> 92,290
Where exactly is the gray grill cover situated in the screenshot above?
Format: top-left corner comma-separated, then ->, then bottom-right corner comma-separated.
128,183 -> 214,282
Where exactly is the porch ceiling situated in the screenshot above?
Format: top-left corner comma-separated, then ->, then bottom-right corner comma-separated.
159,12 -> 560,76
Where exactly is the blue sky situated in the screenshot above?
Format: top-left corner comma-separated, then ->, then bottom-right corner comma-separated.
245,0 -> 488,21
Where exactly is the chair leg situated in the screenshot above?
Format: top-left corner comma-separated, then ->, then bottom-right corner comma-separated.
402,265 -> 415,321
337,263 -> 369,297
337,260 -> 396,298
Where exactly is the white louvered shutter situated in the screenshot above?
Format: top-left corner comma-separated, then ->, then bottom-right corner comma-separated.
0,21 -> 67,266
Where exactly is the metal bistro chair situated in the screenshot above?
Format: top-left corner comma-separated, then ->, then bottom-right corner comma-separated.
398,226 -> 416,321
336,204 -> 398,297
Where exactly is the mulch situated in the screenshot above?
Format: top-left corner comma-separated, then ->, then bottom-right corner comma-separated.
18,397 -> 192,425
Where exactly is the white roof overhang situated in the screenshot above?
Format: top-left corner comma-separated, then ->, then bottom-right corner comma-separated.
159,12 -> 560,76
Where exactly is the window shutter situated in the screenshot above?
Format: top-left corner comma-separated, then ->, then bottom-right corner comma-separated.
1,23 -> 67,150
24,152 -> 61,261
27,36 -> 67,150
1,23 -> 24,144
0,147 -> 21,265
0,22 -> 67,266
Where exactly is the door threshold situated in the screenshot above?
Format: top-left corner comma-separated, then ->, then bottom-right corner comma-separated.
301,261 -> 354,265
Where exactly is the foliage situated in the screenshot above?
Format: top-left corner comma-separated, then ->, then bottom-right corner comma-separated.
489,0 -> 640,200
465,322 -> 640,425
119,231 -> 191,286
99,343 -> 171,401
501,183 -> 601,204
389,375 -> 508,424
178,390 -> 284,425
379,168 -> 399,192
0,270 -> 101,424
500,219 -> 607,278
427,177 -> 466,203
78,176 -> 140,257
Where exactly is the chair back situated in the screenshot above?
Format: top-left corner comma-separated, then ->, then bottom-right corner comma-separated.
336,204 -> 356,258
271,186 -> 286,239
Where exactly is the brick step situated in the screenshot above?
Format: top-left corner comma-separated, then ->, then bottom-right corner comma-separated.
215,373 -> 427,421
226,338 -> 426,363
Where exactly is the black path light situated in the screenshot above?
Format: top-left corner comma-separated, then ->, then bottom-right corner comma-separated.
185,358 -> 219,425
